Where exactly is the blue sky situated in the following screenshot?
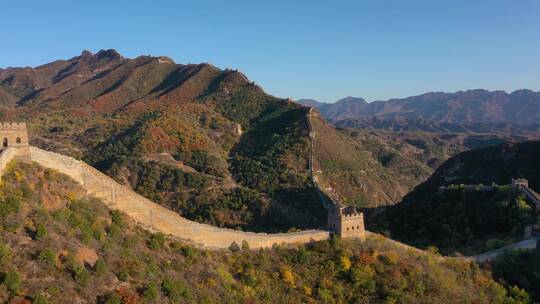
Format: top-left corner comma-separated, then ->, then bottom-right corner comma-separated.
1,0 -> 539,102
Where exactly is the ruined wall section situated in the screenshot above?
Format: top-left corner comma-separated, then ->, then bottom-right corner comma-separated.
26,147 -> 329,249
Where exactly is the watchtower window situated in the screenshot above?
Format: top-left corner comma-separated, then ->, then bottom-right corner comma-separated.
2,138 -> 7,147
16,137 -> 21,144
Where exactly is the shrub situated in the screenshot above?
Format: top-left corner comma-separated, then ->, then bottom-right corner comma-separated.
229,241 -> 240,253
74,267 -> 91,286
65,256 -> 91,286
143,282 -> 160,301
296,246 -> 309,264
508,286 -> 532,304
162,277 -> 192,302
181,246 -> 195,258
340,255 -> 352,271
110,210 -> 123,226
33,293 -> 50,304
241,240 -> 250,251
107,223 -> 121,238
38,248 -> 57,266
94,259 -> 108,277
187,150 -> 225,177
147,233 -> 166,250
281,265 -> 295,287
3,270 -> 22,293
0,241 -> 11,266
350,264 -> 376,294
34,223 -> 48,240
104,292 -> 122,304
0,194 -> 21,219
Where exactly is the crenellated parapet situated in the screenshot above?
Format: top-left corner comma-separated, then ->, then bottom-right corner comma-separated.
0,122 -> 27,130
327,205 -> 366,240
0,122 -> 30,152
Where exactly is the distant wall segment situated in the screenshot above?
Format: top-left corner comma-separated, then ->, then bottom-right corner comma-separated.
3,147 -> 330,249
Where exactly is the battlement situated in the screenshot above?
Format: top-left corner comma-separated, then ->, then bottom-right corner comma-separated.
512,178 -> 529,189
0,122 -> 29,149
327,205 -> 365,240
342,212 -> 363,219
0,122 -> 27,130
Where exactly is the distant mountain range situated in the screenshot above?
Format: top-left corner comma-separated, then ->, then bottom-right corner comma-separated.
299,90 -> 540,132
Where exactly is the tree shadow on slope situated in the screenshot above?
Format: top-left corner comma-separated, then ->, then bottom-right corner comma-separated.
228,104 -> 326,231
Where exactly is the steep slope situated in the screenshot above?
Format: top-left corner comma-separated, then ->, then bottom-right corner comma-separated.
0,88 -> 17,106
384,186 -> 538,255
0,50 -> 328,232
0,162 -> 525,303
405,140 -> 540,201
310,111 -> 426,207
309,113 -> 540,207
376,141 -> 540,255
493,250 -> 540,303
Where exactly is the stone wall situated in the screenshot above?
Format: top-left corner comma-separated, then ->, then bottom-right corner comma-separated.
339,213 -> 366,240
306,107 -> 366,240
521,187 -> 540,207
0,122 -> 29,147
0,147 -> 16,180
25,147 -> 329,249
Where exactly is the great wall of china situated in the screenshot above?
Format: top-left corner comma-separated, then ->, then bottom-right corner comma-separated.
0,146 -> 330,249
0,119 -> 536,259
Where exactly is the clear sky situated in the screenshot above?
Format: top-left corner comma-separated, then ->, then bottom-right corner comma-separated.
1,0 -> 539,102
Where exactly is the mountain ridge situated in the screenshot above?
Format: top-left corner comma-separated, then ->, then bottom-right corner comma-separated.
2,49 -> 412,232
299,89 -> 540,127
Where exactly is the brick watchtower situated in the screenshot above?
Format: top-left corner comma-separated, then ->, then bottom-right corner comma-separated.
0,122 -> 29,149
512,178 -> 529,190
0,122 -> 31,160
327,205 -> 366,240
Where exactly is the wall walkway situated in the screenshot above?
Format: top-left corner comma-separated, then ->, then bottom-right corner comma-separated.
521,187 -> 540,207
1,142 -> 535,259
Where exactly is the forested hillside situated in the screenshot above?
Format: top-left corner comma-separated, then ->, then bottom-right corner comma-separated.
0,162 -> 529,303
374,141 -> 540,255
1,50 -> 455,229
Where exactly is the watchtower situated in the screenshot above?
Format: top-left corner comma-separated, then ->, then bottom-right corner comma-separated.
0,122 -> 29,149
0,122 -> 31,161
512,178 -> 529,190
327,205 -> 366,240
